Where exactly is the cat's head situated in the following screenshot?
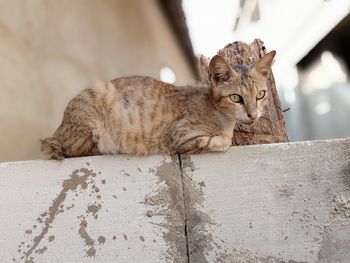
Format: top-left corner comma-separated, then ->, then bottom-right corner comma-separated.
208,51 -> 276,124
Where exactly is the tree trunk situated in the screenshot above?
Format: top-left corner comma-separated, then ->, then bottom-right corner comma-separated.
197,39 -> 289,145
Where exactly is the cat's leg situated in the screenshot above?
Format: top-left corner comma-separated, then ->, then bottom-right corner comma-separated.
58,120 -> 106,158
181,134 -> 231,153
63,125 -> 117,157
165,130 -> 232,154
205,134 -> 232,152
60,128 -> 99,158
92,124 -> 118,155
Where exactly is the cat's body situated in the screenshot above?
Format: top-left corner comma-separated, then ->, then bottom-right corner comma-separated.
41,51 -> 275,159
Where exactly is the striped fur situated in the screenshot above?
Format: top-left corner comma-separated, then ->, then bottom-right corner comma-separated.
41,51 -> 275,159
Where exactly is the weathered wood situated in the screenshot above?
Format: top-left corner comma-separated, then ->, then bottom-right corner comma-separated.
197,39 -> 289,145
181,138 -> 350,262
0,155 -> 187,263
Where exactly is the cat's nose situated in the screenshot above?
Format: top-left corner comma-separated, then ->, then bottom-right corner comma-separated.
247,111 -> 258,121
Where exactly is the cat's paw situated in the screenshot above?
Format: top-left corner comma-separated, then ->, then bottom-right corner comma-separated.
208,135 -> 232,152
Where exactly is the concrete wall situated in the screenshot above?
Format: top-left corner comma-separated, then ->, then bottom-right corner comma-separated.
0,0 -> 194,162
1,139 -> 349,262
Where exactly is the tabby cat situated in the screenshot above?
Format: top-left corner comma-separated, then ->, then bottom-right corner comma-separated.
41,51 -> 275,159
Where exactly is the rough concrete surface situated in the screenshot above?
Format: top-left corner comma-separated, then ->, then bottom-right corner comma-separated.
0,138 -> 349,262
183,138 -> 350,263
0,155 -> 186,262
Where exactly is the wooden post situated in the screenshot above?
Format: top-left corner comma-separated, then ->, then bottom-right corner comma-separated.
197,39 -> 289,145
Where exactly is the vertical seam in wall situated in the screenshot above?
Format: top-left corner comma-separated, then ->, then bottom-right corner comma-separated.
178,153 -> 191,263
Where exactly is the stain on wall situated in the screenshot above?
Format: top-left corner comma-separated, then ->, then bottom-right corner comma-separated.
144,157 -> 187,262
13,166 -> 107,262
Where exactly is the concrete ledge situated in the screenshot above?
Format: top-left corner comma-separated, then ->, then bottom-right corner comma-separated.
1,138 -> 349,262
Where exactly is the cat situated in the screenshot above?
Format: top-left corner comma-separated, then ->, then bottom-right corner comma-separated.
41,51 -> 275,159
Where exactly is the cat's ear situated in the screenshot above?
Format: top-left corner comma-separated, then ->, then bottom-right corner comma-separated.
197,54 -> 211,85
209,55 -> 234,84
252,50 -> 276,77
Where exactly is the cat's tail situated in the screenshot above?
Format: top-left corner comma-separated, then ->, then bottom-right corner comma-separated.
40,136 -> 65,160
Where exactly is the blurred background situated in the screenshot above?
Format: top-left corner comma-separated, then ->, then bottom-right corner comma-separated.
0,0 -> 349,161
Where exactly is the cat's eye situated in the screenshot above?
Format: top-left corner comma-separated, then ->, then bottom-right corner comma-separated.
229,94 -> 243,104
256,90 -> 266,100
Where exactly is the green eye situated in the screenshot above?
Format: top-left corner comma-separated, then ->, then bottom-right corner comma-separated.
256,90 -> 266,100
229,94 -> 243,104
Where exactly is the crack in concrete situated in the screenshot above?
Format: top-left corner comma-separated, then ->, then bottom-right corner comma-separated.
178,154 -> 190,263
144,157 -> 187,262
179,154 -> 310,263
179,155 -> 214,263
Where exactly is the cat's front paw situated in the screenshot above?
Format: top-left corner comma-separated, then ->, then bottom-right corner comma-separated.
208,135 -> 232,152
